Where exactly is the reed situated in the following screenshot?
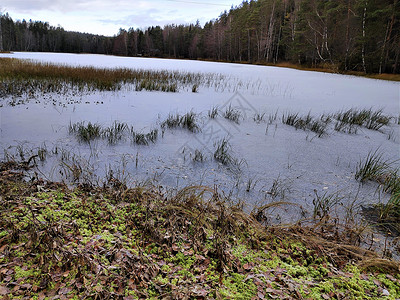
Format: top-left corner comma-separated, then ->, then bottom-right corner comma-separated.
0,57 -> 223,98
334,108 -> 390,131
282,112 -> 328,137
223,105 -> 242,124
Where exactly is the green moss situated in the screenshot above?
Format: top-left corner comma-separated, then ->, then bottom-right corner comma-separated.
220,273 -> 257,299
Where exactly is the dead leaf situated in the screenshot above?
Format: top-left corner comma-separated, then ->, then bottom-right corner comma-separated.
12,285 -> 20,292
245,274 -> 255,281
360,274 -> 369,281
195,254 -> 205,261
62,270 -> 70,278
373,279 -> 382,286
386,274 -> 395,281
183,250 -> 194,256
38,292 -> 46,300
21,283 -> 32,290
243,263 -> 253,270
94,285 -> 103,292
59,287 -> 72,294
0,286 -> 10,295
265,288 -> 277,294
191,286 -> 208,297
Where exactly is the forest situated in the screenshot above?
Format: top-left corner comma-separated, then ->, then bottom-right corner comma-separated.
0,0 -> 399,74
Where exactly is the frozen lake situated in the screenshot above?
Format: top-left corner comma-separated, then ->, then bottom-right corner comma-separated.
0,52 -> 399,224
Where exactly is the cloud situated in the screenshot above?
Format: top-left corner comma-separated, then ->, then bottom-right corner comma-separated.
2,0 -> 242,36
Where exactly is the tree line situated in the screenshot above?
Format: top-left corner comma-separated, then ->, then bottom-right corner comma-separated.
1,0 -> 399,74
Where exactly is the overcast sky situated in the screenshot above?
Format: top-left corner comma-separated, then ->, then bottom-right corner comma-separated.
1,0 -> 243,36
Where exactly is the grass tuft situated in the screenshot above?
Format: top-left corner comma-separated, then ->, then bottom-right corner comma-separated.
131,128 -> 159,145
355,150 -> 391,183
208,106 -> 219,119
69,121 -> 102,143
213,137 -> 232,165
103,121 -> 128,145
161,111 -> 200,133
334,108 -> 390,132
223,105 -> 242,124
282,112 -> 329,137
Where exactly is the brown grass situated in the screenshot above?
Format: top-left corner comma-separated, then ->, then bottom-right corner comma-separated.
0,57 -> 206,93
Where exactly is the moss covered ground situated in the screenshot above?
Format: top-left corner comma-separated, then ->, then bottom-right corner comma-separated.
0,162 -> 399,299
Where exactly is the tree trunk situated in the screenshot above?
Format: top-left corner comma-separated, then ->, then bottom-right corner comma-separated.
344,0 -> 351,71
379,20 -> 390,74
361,0 -> 368,73
264,1 -> 276,62
247,28 -> 251,62
0,13 -> 3,51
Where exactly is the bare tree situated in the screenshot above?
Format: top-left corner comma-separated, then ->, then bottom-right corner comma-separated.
0,10 -> 3,51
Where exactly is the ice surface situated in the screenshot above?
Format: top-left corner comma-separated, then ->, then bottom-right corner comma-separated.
0,52 -> 399,223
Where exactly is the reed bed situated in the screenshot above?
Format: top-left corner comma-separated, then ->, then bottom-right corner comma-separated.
161,111 -> 200,133
68,120 -> 161,146
0,57 -> 221,97
334,108 -> 390,132
281,112 -> 329,137
356,150 -> 400,235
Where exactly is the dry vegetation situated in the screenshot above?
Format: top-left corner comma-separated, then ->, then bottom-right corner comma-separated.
0,162 -> 400,299
0,58 -> 217,97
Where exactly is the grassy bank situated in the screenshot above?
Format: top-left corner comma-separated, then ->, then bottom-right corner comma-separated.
0,162 -> 399,299
197,58 -> 400,82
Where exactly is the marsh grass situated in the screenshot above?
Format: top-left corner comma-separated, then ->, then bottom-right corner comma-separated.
357,151 -> 400,235
223,105 -> 242,124
282,112 -> 329,137
36,144 -> 48,162
208,106 -> 219,119
212,137 -> 247,173
266,176 -> 292,200
355,150 -> 391,183
68,120 -> 159,146
253,112 -> 266,123
192,149 -> 205,162
103,121 -> 128,145
265,110 -> 280,125
334,108 -> 390,131
131,129 -> 159,146
180,111 -> 200,133
312,190 -> 342,221
377,192 -> 400,234
161,113 -> 181,129
135,79 -> 177,92
161,111 -> 200,133
245,176 -> 259,192
0,57 -> 221,98
213,137 -> 232,165
69,121 -> 103,143
334,121 -> 359,134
